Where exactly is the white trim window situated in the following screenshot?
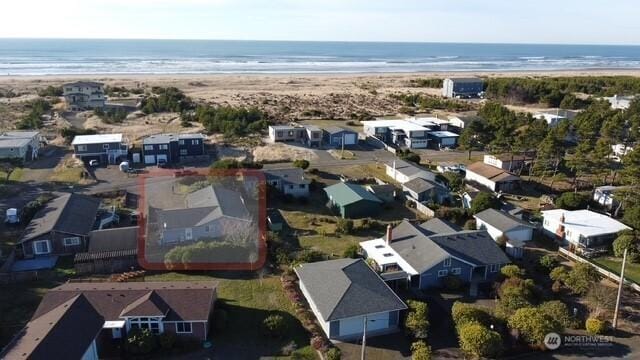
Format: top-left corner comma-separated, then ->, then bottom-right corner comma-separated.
159,144 -> 169,150
63,237 -> 81,246
443,258 -> 451,267
144,145 -> 154,151
180,149 -> 188,156
179,140 -> 185,145
33,240 -> 51,255
490,264 -> 499,273
185,228 -> 193,241
77,145 -> 87,152
191,139 -> 199,145
438,269 -> 448,277
102,144 -> 110,150
175,322 -> 192,334
129,317 -> 162,334
451,267 -> 462,275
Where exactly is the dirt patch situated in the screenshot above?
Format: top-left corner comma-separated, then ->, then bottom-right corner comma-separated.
49,155 -> 95,185
252,142 -> 318,163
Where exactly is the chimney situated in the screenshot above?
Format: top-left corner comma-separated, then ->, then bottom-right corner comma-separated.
386,224 -> 393,245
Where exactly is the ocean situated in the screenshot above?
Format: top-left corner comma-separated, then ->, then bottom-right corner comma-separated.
2,39 -> 640,75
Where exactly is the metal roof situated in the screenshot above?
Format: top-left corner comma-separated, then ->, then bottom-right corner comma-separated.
323,182 -> 383,207
71,134 -> 122,145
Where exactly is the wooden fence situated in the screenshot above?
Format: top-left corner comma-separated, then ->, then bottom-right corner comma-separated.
558,247 -> 640,293
406,197 -> 435,218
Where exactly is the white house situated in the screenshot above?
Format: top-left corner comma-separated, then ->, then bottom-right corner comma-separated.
295,258 -> 406,340
541,209 -> 631,249
385,159 -> 436,184
593,185 -> 632,210
605,95 -> 634,110
611,144 -> 633,157
465,162 -> 520,192
534,112 -> 568,126
474,208 -> 535,258
483,154 -> 529,172
63,81 -> 105,110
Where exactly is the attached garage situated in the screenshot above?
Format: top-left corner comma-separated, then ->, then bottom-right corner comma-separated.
323,126 -> 359,148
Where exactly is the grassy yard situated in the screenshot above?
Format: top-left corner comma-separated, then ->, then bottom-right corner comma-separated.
0,168 -> 24,182
592,256 -> 640,285
146,272 -> 315,359
49,167 -> 85,183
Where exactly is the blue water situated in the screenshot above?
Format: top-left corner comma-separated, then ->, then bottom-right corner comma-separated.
2,39 -> 640,75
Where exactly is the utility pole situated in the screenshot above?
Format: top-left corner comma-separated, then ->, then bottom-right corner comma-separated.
613,248 -> 628,329
361,316 -> 367,360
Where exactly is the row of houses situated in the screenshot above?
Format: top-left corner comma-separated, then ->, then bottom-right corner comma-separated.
268,124 -> 359,148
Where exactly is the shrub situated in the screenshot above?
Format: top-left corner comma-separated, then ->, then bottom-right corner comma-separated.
126,328 -> 157,355
463,219 -> 476,230
263,314 -> 287,337
443,275 -> 463,291
310,335 -> 325,350
296,249 -> 324,263
335,218 -> 354,234
555,192 -> 589,210
565,263 -> 601,295
551,280 -> 563,293
452,302 -> 492,327
342,244 -> 359,259
214,309 -> 228,331
538,301 -> 573,329
410,340 -> 432,360
613,231 -> 639,261
586,284 -> 616,318
457,322 -> 503,359
470,192 -> 501,214
293,159 -> 310,170
405,300 -> 429,339
158,331 -> 177,349
539,254 -> 559,273
500,265 -> 525,278
325,347 -> 342,360
508,307 -> 560,345
585,318 -> 607,335
549,266 -> 569,282
496,278 -> 535,318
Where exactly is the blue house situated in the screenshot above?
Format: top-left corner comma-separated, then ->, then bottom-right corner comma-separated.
360,218 -> 510,290
142,133 -> 205,165
323,127 -> 358,148
427,131 -> 459,149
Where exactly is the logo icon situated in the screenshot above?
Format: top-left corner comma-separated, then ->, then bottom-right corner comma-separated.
544,332 -> 562,350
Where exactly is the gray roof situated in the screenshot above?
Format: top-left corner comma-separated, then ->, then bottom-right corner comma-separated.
295,259 -> 406,321
264,168 -> 310,186
63,81 -> 103,87
186,185 -> 251,220
420,218 -> 461,235
143,133 -> 205,144
324,126 -> 356,135
87,226 -> 139,253
474,208 -> 534,233
447,77 -> 484,83
20,193 -> 101,243
0,131 -> 39,149
388,160 -> 434,178
303,124 -> 322,132
402,177 -> 441,194
389,220 -> 509,272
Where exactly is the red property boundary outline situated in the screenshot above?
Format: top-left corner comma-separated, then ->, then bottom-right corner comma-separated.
136,168 -> 267,271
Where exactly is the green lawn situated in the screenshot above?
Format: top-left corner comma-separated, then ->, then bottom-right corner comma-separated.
592,256 -> 640,285
0,168 -> 24,182
145,272 -> 316,359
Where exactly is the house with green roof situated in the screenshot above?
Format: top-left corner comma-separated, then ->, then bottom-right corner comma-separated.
323,182 -> 383,218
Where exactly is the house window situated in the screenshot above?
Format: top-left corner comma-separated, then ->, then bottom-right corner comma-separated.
176,322 -> 192,333
77,145 -> 87,152
192,140 -> 199,145
33,240 -> 50,255
179,140 -> 185,145
443,258 -> 451,267
205,225 -> 212,232
451,268 -> 461,275
276,131 -> 283,137
159,144 -> 168,150
180,149 -> 188,156
438,270 -> 448,277
144,145 -> 153,151
63,237 -> 81,246
185,228 -> 193,241
102,144 -> 110,150
129,318 -> 161,334
299,184 -> 306,189
490,264 -> 499,273
383,253 -> 393,257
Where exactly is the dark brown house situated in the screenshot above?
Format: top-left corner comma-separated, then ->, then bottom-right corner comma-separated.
0,281 -> 218,359
18,193 -> 101,258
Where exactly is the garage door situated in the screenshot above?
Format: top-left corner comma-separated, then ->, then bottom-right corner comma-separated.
157,154 -> 168,163
338,312 -> 390,337
144,155 -> 156,164
344,133 -> 357,145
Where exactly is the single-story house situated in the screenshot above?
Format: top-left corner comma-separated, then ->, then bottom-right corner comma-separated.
324,182 -> 383,218
154,185 -> 252,245
483,154 -> 530,172
295,258 -> 407,341
73,226 -> 139,274
402,177 -> 450,204
541,209 -> 631,249
365,184 -> 396,203
447,113 -> 485,131
268,125 -> 306,142
385,159 -> 436,184
323,127 -> 358,148
264,168 -> 311,198
0,281 -> 217,359
427,131 -> 459,149
360,219 -> 510,289
142,133 -> 206,165
18,193 -> 101,258
303,125 -> 323,147
465,162 -> 520,192
71,133 -> 129,165
474,208 -> 535,258
0,131 -> 41,161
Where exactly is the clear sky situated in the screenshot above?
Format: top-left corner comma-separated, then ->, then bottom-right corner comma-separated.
1,0 -> 639,45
